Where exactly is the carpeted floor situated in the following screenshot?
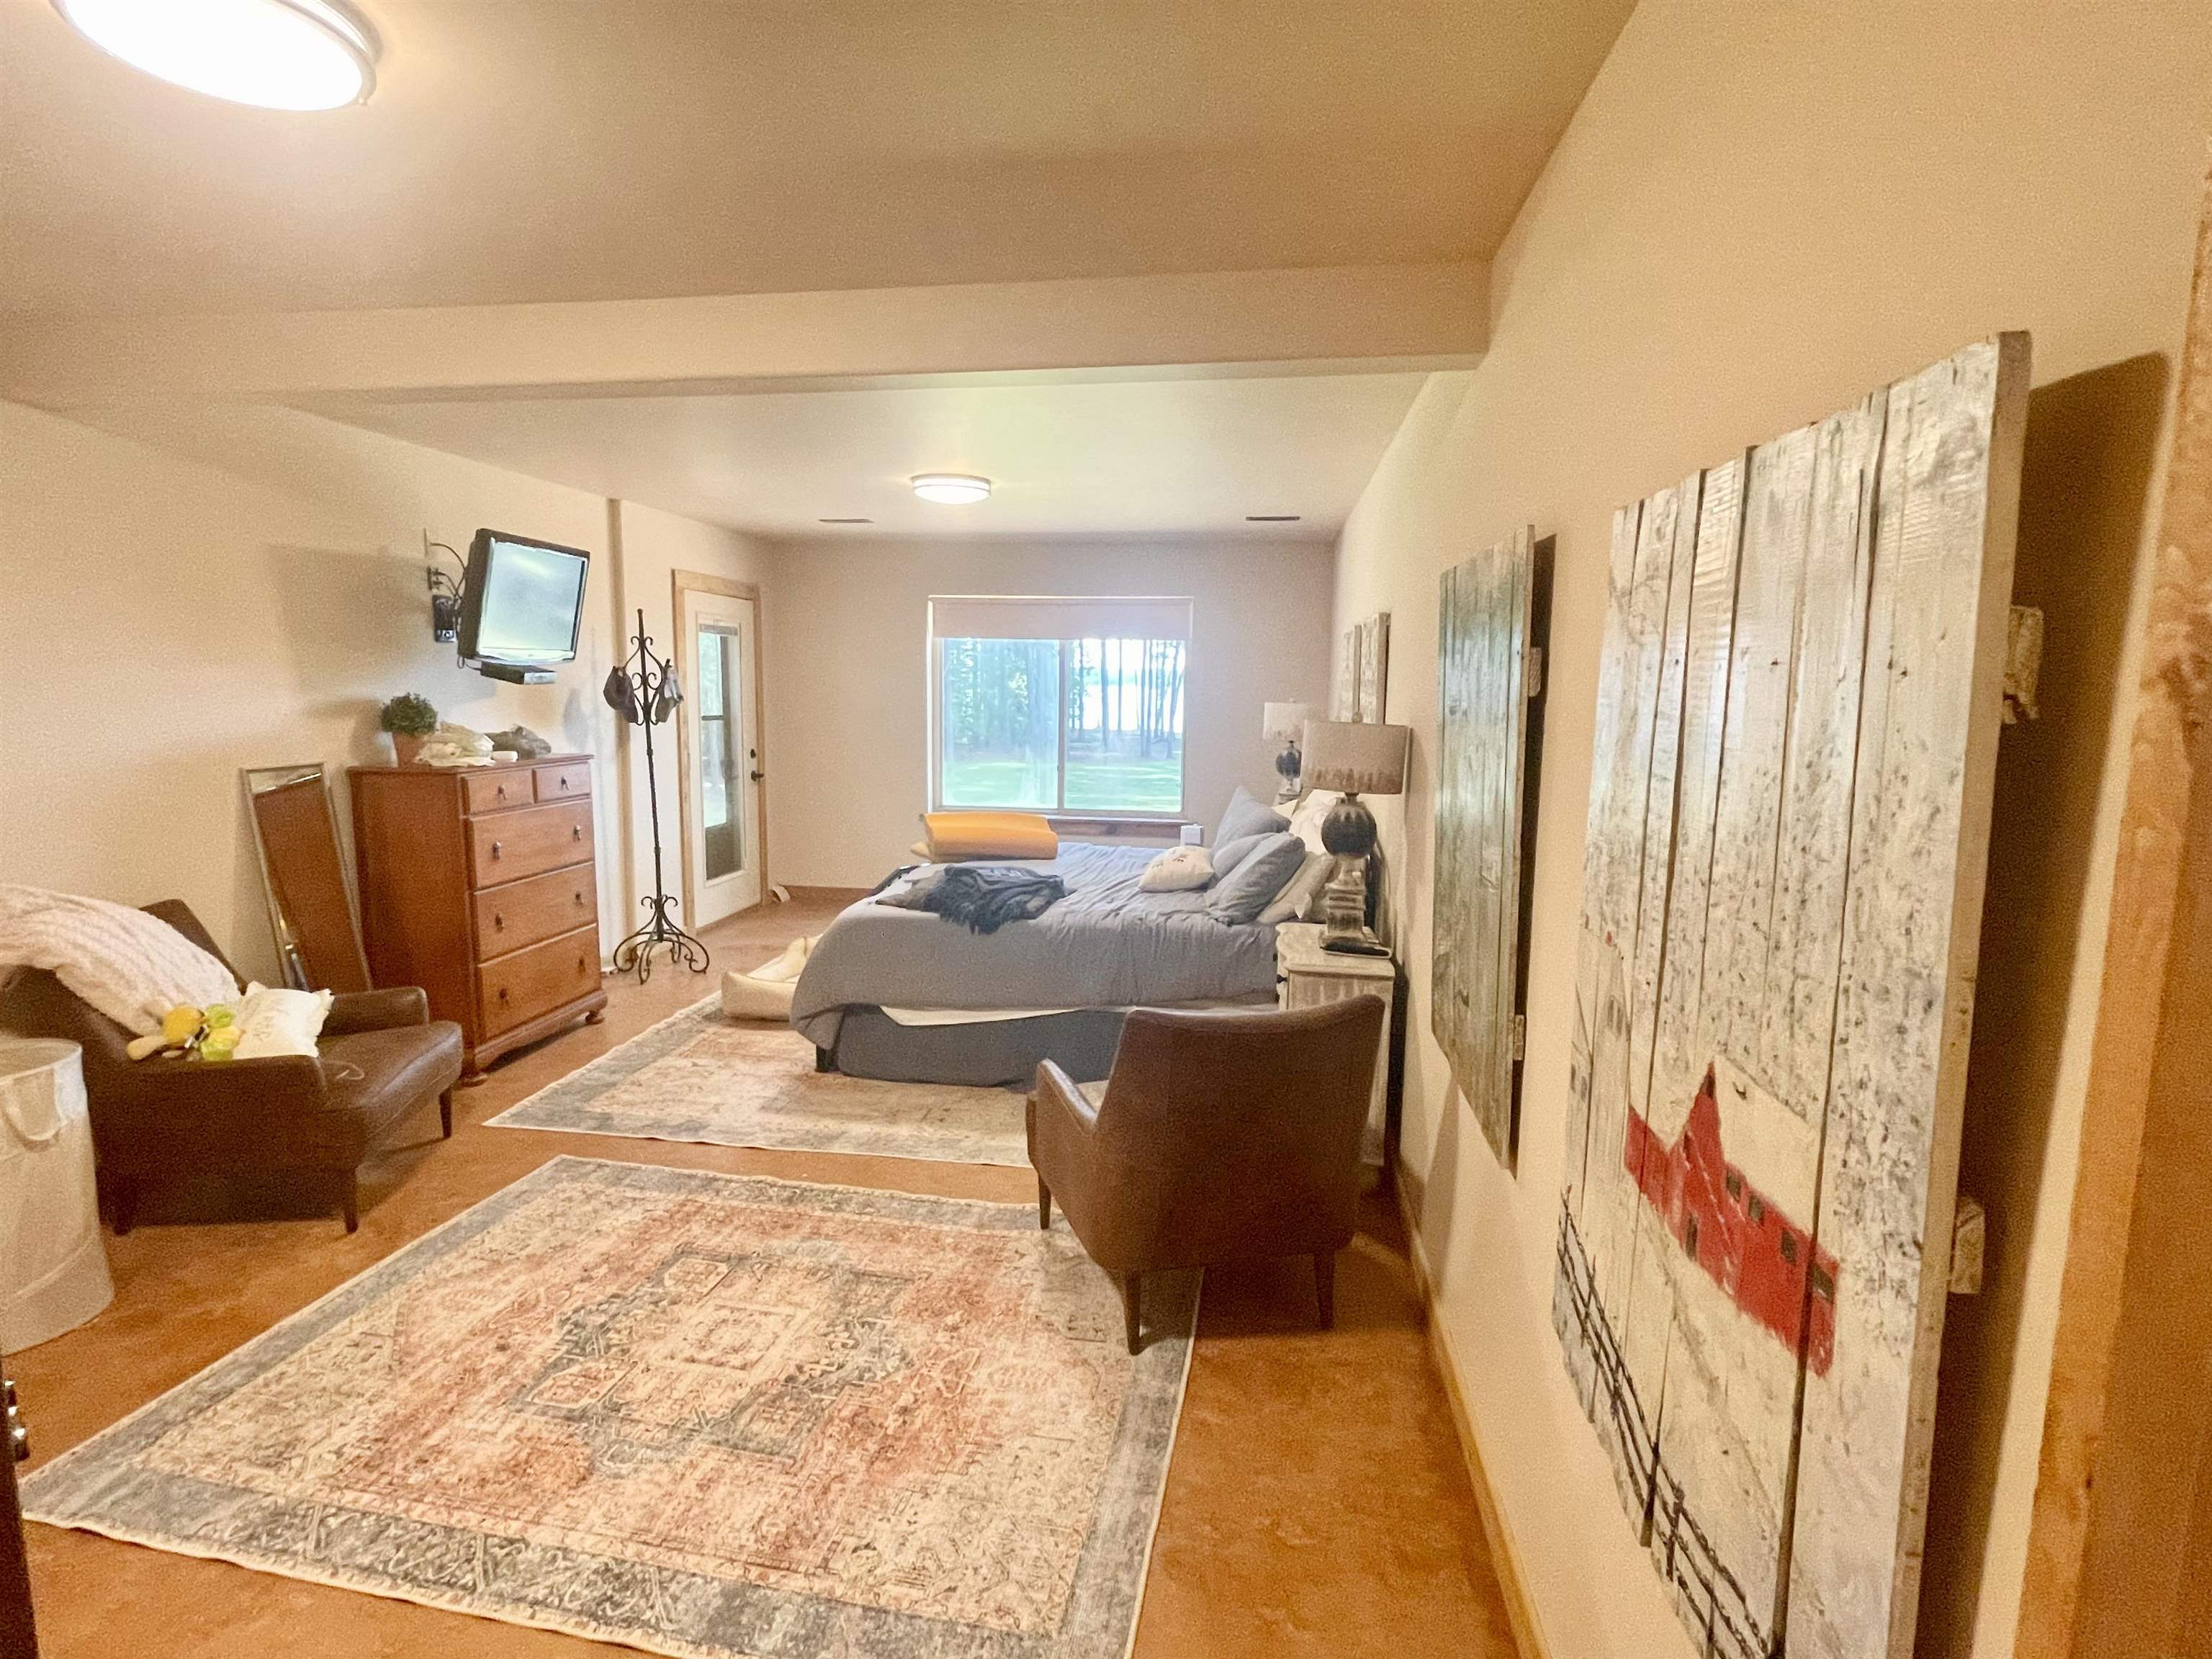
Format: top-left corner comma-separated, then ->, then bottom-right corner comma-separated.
485,999 -> 1030,1166
24,1156 -> 1197,1659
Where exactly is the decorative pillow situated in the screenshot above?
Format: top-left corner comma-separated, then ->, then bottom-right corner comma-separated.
1138,845 -> 1214,892
918,811 -> 1059,861
1206,832 -> 1306,925
1209,832 -> 1272,878
1285,788 -> 1341,857
229,982 -> 333,1061
1214,785 -> 1287,848
1259,848 -> 1336,925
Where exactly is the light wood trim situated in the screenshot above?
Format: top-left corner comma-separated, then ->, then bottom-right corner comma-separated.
671,570 -> 769,925
1393,1170 -> 1550,1659
2017,155 -> 2212,1659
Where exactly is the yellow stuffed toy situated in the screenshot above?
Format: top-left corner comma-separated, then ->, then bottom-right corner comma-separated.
126,1002 -> 242,1062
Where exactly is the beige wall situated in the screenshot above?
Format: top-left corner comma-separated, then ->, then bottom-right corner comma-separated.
0,401 -> 763,981
1329,6 -> 2212,1659
761,535 -> 1334,888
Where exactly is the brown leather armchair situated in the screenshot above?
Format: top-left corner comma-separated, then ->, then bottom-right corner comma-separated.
1028,997 -> 1385,1354
0,900 -> 464,1234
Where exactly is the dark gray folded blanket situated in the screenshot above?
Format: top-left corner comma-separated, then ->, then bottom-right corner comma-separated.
882,865 -> 1069,935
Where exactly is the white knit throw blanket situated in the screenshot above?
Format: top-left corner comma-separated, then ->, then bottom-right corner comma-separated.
0,886 -> 240,1036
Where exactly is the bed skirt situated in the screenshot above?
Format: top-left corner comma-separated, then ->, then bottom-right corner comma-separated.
822,1006 -> 1130,1088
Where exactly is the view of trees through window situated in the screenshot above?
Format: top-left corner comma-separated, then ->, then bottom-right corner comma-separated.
938,636 -> 1186,814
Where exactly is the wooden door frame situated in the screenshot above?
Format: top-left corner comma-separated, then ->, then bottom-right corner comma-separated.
2016,158 -> 2212,1659
670,572 -> 768,927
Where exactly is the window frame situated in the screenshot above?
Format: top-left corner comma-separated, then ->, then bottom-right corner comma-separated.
927,600 -> 1193,822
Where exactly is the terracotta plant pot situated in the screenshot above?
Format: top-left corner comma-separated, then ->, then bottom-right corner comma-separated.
391,733 -> 431,766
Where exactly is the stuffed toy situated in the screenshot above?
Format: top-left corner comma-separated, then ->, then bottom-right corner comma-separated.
126,1002 -> 242,1062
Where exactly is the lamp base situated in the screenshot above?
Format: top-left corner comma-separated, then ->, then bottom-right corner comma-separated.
1274,742 -> 1302,805
1318,853 -> 1388,955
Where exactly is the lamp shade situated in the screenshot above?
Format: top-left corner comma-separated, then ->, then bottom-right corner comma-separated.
1262,701 -> 1311,743
1301,720 -> 1410,796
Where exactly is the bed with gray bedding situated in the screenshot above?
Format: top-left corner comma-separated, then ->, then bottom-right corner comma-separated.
791,841 -> 1281,1082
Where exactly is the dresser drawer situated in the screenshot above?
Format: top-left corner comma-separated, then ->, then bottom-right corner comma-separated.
462,769 -> 534,815
477,924 -> 601,1037
473,866 -> 598,961
467,801 -> 593,888
534,760 -> 592,802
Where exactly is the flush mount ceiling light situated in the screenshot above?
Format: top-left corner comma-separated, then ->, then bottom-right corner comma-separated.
53,0 -> 379,109
910,474 -> 992,505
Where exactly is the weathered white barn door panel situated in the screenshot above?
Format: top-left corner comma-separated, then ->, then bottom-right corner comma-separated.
1551,335 -> 2029,1659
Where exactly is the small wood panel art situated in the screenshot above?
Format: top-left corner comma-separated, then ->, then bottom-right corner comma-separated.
1357,613 -> 1390,721
1432,529 -> 1546,1166
1552,336 -> 2029,1659
1334,614 -> 1392,721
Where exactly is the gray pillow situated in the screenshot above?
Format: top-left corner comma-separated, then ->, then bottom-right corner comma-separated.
1210,831 -> 1271,877
1207,832 -> 1306,925
1215,784 -> 1287,848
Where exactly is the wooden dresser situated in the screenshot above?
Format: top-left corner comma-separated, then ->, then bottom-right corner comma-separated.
349,755 -> 607,1080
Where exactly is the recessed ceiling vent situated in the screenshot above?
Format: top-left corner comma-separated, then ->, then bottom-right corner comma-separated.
818,517 -> 873,525
1246,514 -> 1302,523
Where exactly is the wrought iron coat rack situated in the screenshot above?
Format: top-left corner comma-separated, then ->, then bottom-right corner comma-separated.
603,608 -> 709,982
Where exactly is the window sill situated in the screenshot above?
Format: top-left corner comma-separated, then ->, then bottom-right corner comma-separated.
1043,814 -> 1192,839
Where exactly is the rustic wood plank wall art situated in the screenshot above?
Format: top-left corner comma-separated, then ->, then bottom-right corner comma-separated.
1432,530 -> 1548,1166
1333,624 -> 1359,719
1358,612 -> 1391,721
1552,335 -> 2030,1659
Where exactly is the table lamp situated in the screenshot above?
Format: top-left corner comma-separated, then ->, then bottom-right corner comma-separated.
1300,719 -> 1411,955
1262,701 -> 1312,803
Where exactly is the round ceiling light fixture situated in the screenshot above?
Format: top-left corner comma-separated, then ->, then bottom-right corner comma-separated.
53,0 -> 379,110
910,474 -> 992,506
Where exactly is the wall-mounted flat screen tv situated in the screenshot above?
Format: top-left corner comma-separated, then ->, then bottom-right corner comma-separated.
458,530 -> 590,680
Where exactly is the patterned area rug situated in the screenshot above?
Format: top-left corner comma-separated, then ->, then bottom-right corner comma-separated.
24,1156 -> 1197,1659
485,999 -> 1030,1166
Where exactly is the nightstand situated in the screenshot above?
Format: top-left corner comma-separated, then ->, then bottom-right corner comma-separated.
1275,921 -> 1395,1165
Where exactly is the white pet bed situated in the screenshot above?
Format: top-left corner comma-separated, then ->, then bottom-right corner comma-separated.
720,936 -> 814,1020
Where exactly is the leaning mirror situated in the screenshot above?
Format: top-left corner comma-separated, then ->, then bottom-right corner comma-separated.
240,764 -> 372,992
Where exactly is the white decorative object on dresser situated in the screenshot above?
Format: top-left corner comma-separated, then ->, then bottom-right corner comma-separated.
1274,920 -> 1394,1166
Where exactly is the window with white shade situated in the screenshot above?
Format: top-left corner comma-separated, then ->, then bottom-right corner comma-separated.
928,596 -> 1193,817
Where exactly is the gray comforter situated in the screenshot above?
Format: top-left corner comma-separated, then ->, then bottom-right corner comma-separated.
790,842 -> 1280,1048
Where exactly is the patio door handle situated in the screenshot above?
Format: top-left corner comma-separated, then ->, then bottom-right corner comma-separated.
749,770 -> 765,782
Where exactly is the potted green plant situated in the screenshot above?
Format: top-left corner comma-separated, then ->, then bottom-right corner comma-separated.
379,692 -> 440,765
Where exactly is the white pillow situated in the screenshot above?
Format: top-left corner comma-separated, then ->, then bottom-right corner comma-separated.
1286,789 -> 1341,857
230,982 -> 334,1060
1138,845 -> 1215,893
1259,849 -> 1336,925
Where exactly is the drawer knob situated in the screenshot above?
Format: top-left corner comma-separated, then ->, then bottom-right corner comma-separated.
493,912 -> 505,930
498,987 -> 509,1001
575,891 -> 585,907
491,840 -> 503,859
571,825 -> 582,841
558,777 -> 570,790
497,784 -> 508,800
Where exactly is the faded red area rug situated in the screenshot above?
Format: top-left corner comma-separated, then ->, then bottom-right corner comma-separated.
24,1156 -> 1197,1658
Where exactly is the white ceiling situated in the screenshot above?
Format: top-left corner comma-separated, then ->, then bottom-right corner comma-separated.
316,370 -> 1433,539
0,0 -> 1634,315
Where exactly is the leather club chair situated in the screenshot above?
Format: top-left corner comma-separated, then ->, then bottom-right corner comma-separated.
1028,997 -> 1386,1354
0,900 -> 464,1234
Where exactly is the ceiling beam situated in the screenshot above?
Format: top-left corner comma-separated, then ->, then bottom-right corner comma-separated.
0,262 -> 1485,408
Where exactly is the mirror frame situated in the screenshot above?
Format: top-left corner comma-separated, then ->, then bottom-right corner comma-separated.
240,763 -> 371,992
